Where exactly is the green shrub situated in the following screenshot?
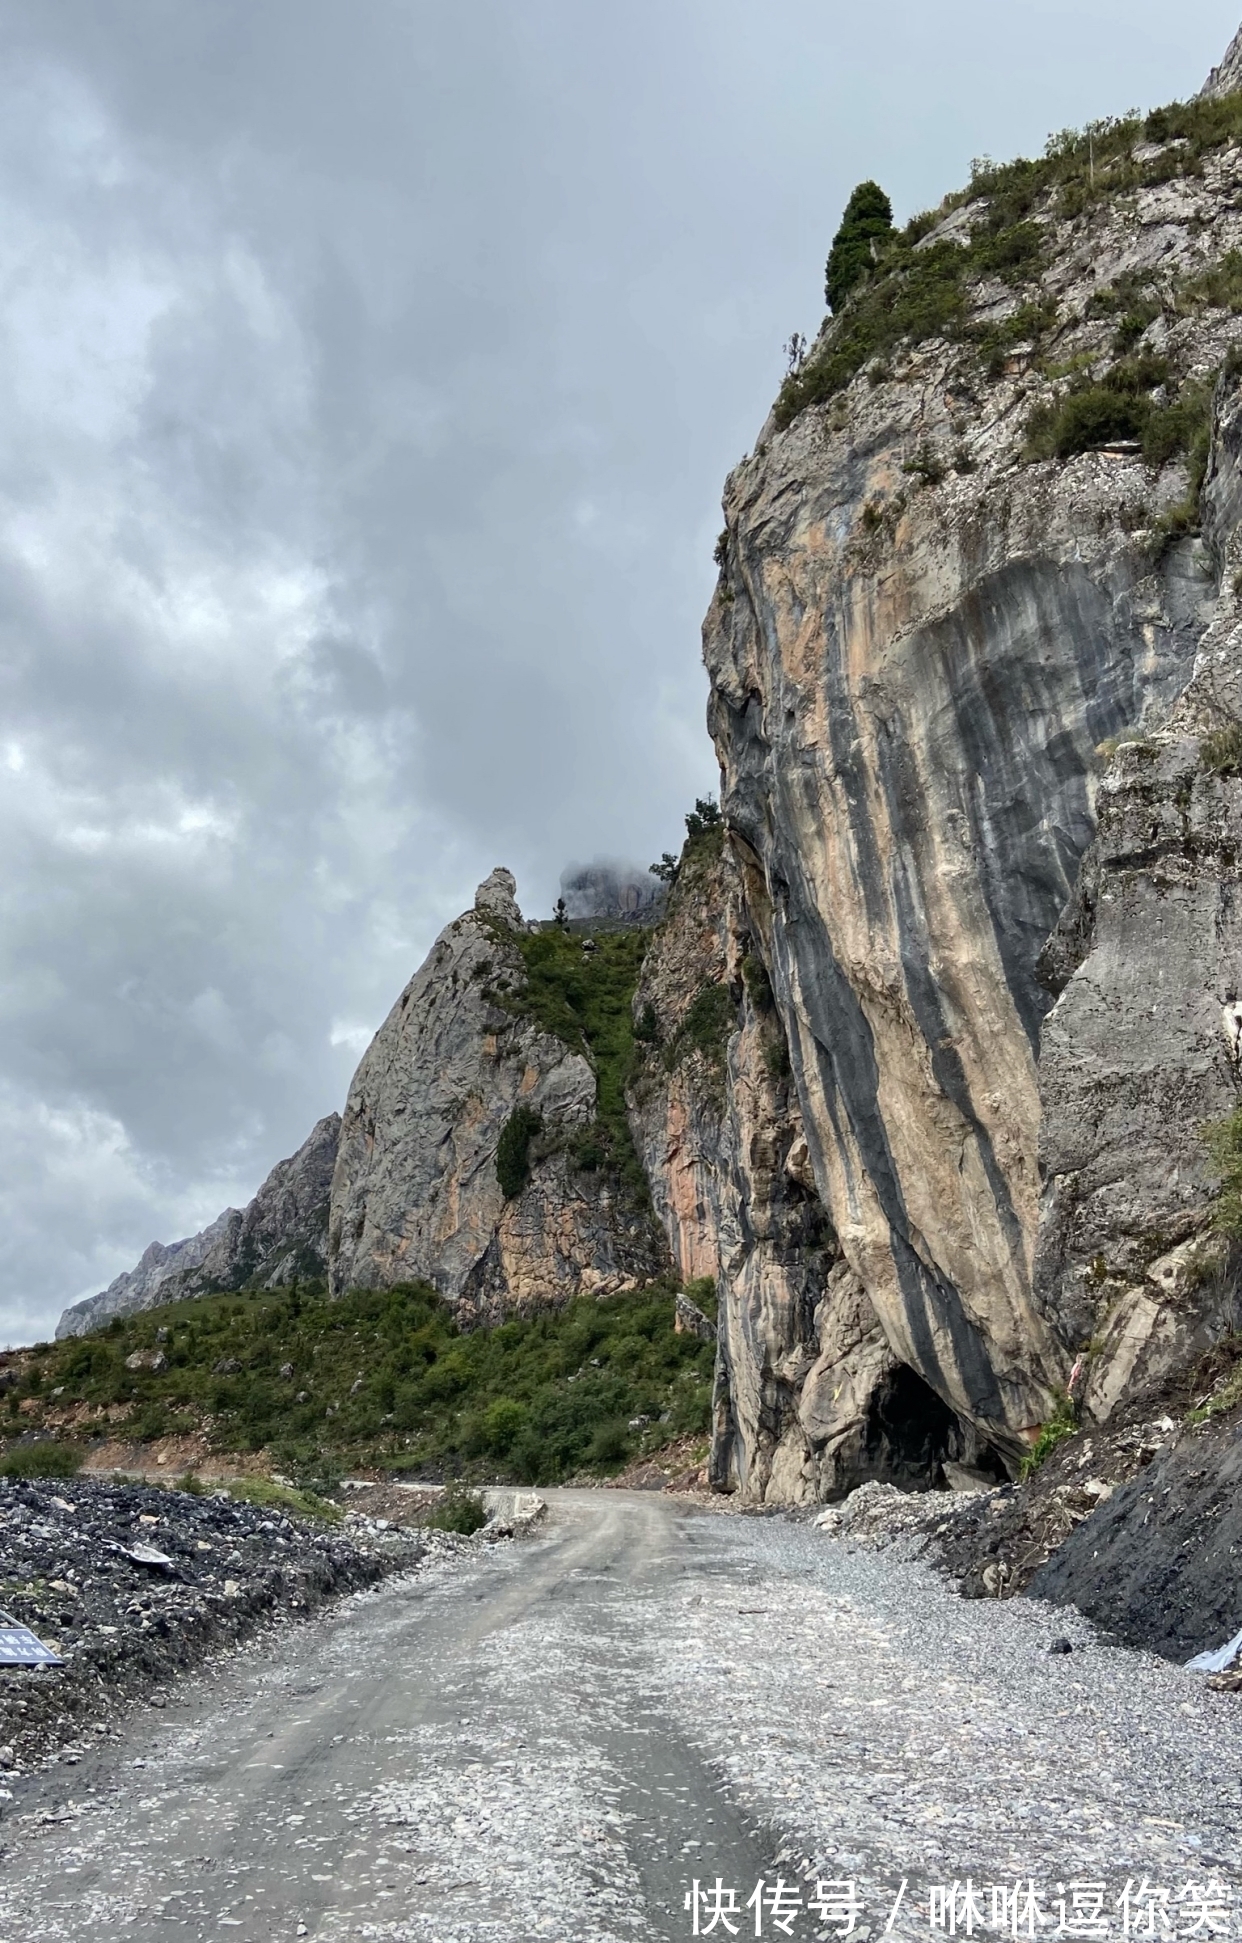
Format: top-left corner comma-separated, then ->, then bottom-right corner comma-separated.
684,796 -> 722,841
1143,381 -> 1212,470
480,1396 -> 528,1454
667,983 -> 736,1071
1051,386 -> 1149,457
0,1441 -> 85,1478
1206,1105 -> 1242,1236
228,1477 -> 342,1522
634,1001 -> 659,1044
1018,1394 -> 1077,1477
764,1039 -> 793,1080
742,954 -> 775,1013
826,180 -> 894,311
586,1420 -> 631,1468
496,1105 -> 542,1200
902,443 -> 946,486
1024,362 -> 1210,474
1202,722 -> 1242,774
1179,249 -> 1242,314
427,1481 -> 488,1534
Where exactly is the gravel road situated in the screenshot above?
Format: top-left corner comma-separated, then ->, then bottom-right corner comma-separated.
0,1490 -> 1237,1943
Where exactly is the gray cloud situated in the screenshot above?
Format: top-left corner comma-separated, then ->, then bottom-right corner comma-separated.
0,0 -> 1235,1340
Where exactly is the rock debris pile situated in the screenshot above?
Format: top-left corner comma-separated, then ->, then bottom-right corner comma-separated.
811,1478 -> 999,1552
0,1476 -> 438,1773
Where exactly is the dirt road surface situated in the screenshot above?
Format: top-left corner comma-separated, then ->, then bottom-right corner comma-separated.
0,1491 -> 1237,1943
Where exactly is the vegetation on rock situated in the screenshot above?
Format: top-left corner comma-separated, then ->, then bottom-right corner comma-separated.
1206,1104 -> 1242,1236
496,1104 -> 543,1199
1022,357 -> 1212,475
775,91 -> 1242,434
1019,1392 -> 1078,1477
650,796 -> 724,887
664,982 -> 736,1075
826,181 -> 895,312
1201,722 -> 1242,774
498,925 -> 650,1197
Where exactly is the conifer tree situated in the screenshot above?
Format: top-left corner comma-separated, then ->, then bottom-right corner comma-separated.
825,180 -> 894,311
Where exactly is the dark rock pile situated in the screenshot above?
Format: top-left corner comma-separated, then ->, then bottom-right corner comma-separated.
0,1476 -> 430,1774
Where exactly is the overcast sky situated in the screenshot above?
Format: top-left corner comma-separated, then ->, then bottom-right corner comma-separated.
0,0 -> 1236,1343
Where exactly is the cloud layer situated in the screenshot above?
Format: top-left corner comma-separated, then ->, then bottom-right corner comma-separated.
0,0 -> 1234,1339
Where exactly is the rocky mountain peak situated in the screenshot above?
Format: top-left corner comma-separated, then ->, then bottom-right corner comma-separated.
473,866 -> 521,928
1201,22 -> 1242,99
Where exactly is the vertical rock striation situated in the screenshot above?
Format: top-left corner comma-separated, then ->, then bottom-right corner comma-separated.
1034,370 -> 1242,1416
702,100 -> 1242,1462
629,828 -> 983,1500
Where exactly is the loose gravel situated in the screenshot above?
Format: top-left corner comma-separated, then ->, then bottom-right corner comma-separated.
0,1493 -> 1236,1942
0,1475 -> 435,1772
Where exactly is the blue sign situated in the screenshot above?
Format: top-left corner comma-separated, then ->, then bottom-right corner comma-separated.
0,1624 -> 63,1667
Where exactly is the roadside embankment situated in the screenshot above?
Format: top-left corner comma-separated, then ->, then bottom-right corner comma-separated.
0,1475 -> 481,1775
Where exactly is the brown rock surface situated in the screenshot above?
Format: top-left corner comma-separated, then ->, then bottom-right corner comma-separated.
329,869 -> 664,1317
702,118 -> 1242,1467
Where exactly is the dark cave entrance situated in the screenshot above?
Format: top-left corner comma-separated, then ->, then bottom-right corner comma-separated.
860,1363 -> 1008,1492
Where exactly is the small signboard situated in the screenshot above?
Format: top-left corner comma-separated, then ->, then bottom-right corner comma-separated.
0,1614 -> 63,1668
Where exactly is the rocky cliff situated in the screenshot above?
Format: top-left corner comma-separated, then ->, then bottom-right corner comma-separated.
629,824 -> 995,1501
328,868 -> 664,1319
54,43 -> 1242,1528
701,70 -> 1242,1475
57,1113 -> 340,1338
54,869 -> 668,1340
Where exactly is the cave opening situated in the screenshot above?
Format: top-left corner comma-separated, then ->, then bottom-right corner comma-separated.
860,1363 -> 1007,1492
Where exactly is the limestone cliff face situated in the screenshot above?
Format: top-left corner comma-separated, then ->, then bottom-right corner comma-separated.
629,832 -> 985,1501
1035,371 -> 1242,1418
703,115 -> 1242,1460
1203,27 -> 1242,102
56,1114 -> 340,1338
626,834 -> 736,1291
329,869 -> 664,1317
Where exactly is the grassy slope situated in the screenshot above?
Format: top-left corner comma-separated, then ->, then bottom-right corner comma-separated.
4,1278 -> 713,1487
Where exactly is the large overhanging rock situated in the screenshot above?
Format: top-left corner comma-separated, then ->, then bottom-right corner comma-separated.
702,140 -> 1242,1457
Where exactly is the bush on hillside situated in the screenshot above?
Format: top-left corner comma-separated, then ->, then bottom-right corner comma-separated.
0,1441 -> 84,1479
427,1481 -> 488,1534
496,1105 -> 542,1199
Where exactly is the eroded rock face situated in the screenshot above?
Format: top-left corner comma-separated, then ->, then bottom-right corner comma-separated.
329,869 -> 664,1317
1201,26 -> 1242,101
703,139 -> 1242,1460
1034,377 -> 1242,1416
56,1114 -> 341,1338
628,833 -> 980,1501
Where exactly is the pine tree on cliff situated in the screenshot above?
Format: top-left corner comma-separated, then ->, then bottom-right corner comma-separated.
825,180 -> 894,311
